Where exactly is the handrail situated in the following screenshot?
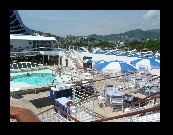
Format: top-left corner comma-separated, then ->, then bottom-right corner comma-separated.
90,77 -> 116,82
36,106 -> 54,115
72,76 -> 117,87
54,106 -> 80,122
70,86 -> 98,106
125,91 -> 160,108
91,105 -> 160,122
10,106 -> 41,122
140,91 -> 160,100
74,87 -> 98,97
36,84 -> 98,120
72,94 -> 96,106
125,95 -> 160,108
36,106 -> 80,122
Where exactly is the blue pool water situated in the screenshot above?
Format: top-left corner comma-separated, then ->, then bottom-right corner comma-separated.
11,73 -> 56,85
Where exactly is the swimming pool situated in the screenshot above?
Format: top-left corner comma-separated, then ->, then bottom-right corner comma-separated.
11,73 -> 56,85
10,68 -> 80,89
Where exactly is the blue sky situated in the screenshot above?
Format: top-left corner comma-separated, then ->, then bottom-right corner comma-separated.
18,10 -> 160,37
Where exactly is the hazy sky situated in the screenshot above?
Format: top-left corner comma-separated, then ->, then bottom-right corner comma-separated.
18,10 -> 160,37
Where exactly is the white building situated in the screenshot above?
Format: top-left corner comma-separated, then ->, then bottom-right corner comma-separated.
10,34 -> 57,51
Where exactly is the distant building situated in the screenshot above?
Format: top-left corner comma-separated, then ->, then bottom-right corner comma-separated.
119,42 -> 125,46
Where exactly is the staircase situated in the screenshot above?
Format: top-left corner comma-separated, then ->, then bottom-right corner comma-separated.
66,52 -> 83,69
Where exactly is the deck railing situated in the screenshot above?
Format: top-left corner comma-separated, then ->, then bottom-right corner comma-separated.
124,91 -> 160,108
10,106 -> 41,122
36,106 -> 80,122
91,105 -> 160,122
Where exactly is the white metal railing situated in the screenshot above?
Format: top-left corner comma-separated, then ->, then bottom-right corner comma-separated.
37,95 -> 101,122
37,108 -> 75,122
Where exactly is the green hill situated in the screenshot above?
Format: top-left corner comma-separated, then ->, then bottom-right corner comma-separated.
31,28 -> 160,42
88,29 -> 160,41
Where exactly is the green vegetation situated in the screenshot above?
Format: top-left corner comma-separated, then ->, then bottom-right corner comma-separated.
31,29 -> 160,51
125,39 -> 160,51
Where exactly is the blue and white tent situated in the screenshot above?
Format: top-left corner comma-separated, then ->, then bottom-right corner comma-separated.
130,58 -> 160,69
149,58 -> 160,69
102,61 -> 137,74
138,67 -> 147,71
120,62 -> 137,73
130,58 -> 143,66
93,60 -> 110,71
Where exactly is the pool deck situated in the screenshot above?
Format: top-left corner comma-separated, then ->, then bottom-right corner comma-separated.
10,73 -> 147,122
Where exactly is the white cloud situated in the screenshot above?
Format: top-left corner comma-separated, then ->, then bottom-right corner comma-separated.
143,10 -> 160,20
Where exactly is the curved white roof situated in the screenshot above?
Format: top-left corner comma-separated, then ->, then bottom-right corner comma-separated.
10,34 -> 57,41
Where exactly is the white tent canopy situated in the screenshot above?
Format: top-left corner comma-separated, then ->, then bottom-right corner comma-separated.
148,69 -> 160,76
102,62 -> 121,74
136,59 -> 151,69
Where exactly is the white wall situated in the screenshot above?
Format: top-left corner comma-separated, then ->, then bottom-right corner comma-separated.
61,55 -> 67,67
10,39 -> 32,49
61,53 -> 74,68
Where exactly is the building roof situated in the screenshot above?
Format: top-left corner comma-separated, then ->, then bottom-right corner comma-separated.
10,34 -> 57,41
10,10 -> 35,35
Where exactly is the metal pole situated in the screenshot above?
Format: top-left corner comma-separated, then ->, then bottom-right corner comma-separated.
122,99 -> 124,113
58,110 -> 60,122
73,87 -> 75,103
92,97 -> 94,121
77,105 -> 80,120
57,55 -> 58,66
59,55 -> 60,66
51,110 -> 54,122
67,108 -> 69,121
43,53 -> 44,65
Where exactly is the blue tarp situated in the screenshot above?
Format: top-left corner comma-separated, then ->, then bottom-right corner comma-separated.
54,99 -> 71,119
87,58 -> 92,63
50,90 -> 54,99
54,91 -> 59,99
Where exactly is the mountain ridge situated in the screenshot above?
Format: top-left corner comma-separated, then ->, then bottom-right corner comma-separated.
31,28 -> 160,41
88,29 -> 160,41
